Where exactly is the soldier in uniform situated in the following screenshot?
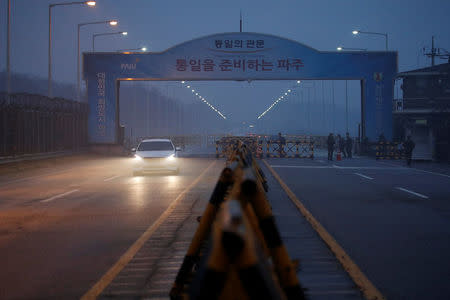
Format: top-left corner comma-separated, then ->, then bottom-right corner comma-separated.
327,133 -> 335,161
345,132 -> 353,158
403,136 -> 415,166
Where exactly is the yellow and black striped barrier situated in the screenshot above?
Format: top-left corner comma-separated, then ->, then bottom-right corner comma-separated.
171,139 -> 305,300
375,141 -> 404,160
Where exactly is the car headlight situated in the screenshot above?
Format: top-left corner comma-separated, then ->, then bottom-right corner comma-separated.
134,154 -> 143,161
166,154 -> 176,161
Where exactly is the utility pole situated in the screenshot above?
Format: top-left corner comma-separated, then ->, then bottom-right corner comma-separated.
240,10 -> 243,32
424,36 -> 450,66
431,36 -> 436,66
6,0 -> 11,94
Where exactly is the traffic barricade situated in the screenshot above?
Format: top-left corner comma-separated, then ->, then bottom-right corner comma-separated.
170,140 -> 305,300
376,141 -> 404,160
266,138 -> 314,159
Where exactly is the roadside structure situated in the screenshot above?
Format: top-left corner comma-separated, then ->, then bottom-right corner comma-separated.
394,62 -> 450,161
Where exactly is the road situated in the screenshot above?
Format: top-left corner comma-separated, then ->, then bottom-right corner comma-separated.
265,155 -> 450,300
0,155 -> 220,299
1,153 -> 449,299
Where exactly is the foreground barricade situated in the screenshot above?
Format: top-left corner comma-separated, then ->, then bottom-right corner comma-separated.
171,141 -> 305,300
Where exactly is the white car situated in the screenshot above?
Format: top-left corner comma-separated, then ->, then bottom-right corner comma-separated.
133,139 -> 180,175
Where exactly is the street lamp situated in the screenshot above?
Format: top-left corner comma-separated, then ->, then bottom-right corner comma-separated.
116,47 -> 147,52
92,32 -> 128,51
352,30 -> 388,50
77,20 -> 118,101
6,0 -> 11,94
48,1 -> 96,98
337,46 -> 367,51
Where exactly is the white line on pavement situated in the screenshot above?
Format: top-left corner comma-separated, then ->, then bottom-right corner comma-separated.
104,175 -> 121,182
41,189 -> 79,203
271,165 -> 330,169
354,173 -> 374,180
395,187 -> 429,199
380,162 -> 450,179
271,164 -> 401,170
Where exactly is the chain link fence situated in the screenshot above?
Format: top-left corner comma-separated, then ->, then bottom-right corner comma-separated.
0,93 -> 88,157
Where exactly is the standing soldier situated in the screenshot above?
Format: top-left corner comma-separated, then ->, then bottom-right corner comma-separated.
337,134 -> 346,158
278,132 -> 286,157
345,132 -> 353,158
327,133 -> 335,161
403,136 -> 415,166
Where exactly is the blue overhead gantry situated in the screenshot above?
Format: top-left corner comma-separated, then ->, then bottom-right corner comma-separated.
83,32 -> 397,145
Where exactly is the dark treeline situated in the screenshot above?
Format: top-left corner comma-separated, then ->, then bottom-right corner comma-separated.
0,72 -> 77,100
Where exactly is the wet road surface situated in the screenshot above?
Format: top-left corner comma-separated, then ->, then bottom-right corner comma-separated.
265,155 -> 450,299
0,156 -> 220,299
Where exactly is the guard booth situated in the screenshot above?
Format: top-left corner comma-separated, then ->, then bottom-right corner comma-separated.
83,32 -> 397,151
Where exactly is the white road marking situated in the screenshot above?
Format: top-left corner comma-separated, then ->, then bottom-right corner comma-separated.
0,169 -> 71,187
354,173 -> 373,180
317,160 -> 325,163
271,164 -> 400,170
380,162 -> 450,179
395,187 -> 429,199
41,189 -> 79,203
271,165 -> 330,169
104,175 -> 121,182
412,169 -> 450,179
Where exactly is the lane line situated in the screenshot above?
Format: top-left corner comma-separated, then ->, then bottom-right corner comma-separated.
81,160 -> 217,300
262,159 -> 386,300
380,162 -> 450,179
271,164 -> 401,170
0,169 -> 72,187
354,173 -> 374,180
271,165 -> 330,169
40,189 -> 79,203
332,165 -> 399,170
103,175 -> 121,182
396,187 -> 429,199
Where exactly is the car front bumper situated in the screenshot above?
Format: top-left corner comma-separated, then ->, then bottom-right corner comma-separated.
134,157 -> 179,173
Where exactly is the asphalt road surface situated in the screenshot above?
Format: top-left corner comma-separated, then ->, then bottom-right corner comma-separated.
0,155 -> 220,299
1,153 -> 449,299
266,155 -> 450,300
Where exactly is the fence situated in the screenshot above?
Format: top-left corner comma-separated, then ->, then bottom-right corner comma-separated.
0,93 -> 88,157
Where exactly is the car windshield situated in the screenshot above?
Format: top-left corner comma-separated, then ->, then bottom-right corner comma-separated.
138,141 -> 174,151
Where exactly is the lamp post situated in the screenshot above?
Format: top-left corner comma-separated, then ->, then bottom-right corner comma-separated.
116,47 -> 147,52
6,0 -> 11,94
77,20 -> 118,101
48,1 -> 96,98
92,31 -> 128,51
337,46 -> 367,51
352,30 -> 388,51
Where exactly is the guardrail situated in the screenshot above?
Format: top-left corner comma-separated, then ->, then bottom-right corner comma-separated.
171,140 -> 305,300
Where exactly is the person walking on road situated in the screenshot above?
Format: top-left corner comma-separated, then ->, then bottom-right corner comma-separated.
337,134 -> 346,158
327,133 -> 335,161
403,135 -> 415,166
345,132 -> 353,158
